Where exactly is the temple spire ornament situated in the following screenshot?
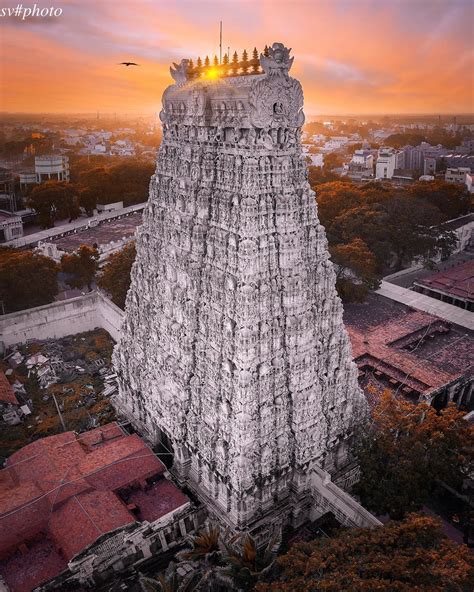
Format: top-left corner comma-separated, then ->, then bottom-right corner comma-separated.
114,42 -> 368,536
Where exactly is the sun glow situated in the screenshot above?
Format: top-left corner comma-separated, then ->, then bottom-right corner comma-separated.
206,67 -> 220,80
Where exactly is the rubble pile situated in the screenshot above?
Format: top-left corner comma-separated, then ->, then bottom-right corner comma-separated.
0,329 -> 118,459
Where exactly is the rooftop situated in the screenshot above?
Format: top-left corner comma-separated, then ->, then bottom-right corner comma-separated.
50,211 -> 142,252
415,259 -> 474,302
344,293 -> 473,401
0,422 -> 188,592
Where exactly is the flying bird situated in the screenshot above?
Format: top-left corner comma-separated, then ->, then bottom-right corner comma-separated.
118,62 -> 140,67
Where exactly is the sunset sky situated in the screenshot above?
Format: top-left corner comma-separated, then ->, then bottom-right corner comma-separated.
0,0 -> 473,116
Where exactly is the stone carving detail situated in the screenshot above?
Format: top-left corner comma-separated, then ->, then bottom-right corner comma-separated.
170,59 -> 190,84
114,41 -> 368,533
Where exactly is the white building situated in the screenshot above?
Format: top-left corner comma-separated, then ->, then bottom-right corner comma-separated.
320,137 -> 349,153
0,211 -> 23,242
307,153 -> 324,167
375,147 -> 404,179
19,172 -> 37,190
351,149 -> 374,170
311,134 -> 326,143
35,155 -> 70,183
445,167 -> 471,185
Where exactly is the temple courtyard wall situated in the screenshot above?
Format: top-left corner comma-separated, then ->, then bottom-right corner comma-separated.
0,291 -> 123,351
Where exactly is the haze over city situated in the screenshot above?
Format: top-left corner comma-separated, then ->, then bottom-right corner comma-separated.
1,0 -> 473,115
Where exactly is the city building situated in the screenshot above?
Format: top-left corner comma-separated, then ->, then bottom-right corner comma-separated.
306,153 -> 324,167
114,43 -> 370,539
343,149 -> 375,180
423,156 -> 436,176
0,422 -> 194,592
443,154 -> 474,170
0,168 -> 16,212
0,211 -> 23,242
376,147 -> 404,179
441,213 -> 474,253
18,171 -> 37,190
35,155 -> 70,183
413,259 -> 474,312
445,167 -> 471,185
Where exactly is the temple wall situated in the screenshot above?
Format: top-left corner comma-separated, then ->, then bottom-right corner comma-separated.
0,291 -> 124,350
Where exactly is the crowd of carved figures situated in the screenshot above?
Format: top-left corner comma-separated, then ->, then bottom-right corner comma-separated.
114,43 -> 367,533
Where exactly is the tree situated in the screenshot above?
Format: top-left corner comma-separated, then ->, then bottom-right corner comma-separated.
330,238 -> 379,302
408,180 -> 470,221
355,391 -> 474,520
256,513 -> 474,592
61,245 -> 99,290
0,247 -> 58,312
29,181 -> 81,228
98,242 -> 136,309
378,194 -> 456,269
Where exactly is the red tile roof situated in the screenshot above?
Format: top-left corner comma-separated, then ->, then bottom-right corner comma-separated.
0,423 -> 189,591
0,370 -> 19,406
416,259 -> 474,302
347,310 -> 460,396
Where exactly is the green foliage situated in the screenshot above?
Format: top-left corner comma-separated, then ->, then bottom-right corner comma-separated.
256,513 -> 474,592
97,242 -> 136,309
355,392 -> 474,519
28,181 -> 81,228
61,244 -> 99,290
0,247 -> 58,312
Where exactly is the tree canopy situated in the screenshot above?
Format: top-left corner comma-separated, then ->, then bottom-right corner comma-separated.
61,245 -> 99,290
0,247 -> 59,312
314,180 -> 459,276
329,238 -> 379,302
28,181 -> 81,228
71,158 -> 155,214
98,242 -> 136,309
256,513 -> 474,592
355,391 -> 474,520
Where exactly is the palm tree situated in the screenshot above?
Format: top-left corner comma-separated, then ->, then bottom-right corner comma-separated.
218,529 -> 282,591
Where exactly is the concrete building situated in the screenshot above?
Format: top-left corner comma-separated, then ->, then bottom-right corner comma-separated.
445,167 -> 471,185
443,154 -> 474,170
376,147 -> 404,179
441,213 -> 474,252
423,156 -> 436,176
114,43 -> 370,539
0,168 -> 16,212
413,259 -> 474,312
18,171 -> 37,190
0,211 -> 23,242
306,153 -> 324,167
35,155 -> 70,183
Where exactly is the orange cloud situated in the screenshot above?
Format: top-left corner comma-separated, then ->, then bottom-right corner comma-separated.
0,0 -> 472,114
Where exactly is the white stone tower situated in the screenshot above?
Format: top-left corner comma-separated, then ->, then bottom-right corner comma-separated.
114,43 -> 367,535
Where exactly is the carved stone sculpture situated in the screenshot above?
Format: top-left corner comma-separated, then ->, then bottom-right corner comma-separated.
114,42 -> 368,535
